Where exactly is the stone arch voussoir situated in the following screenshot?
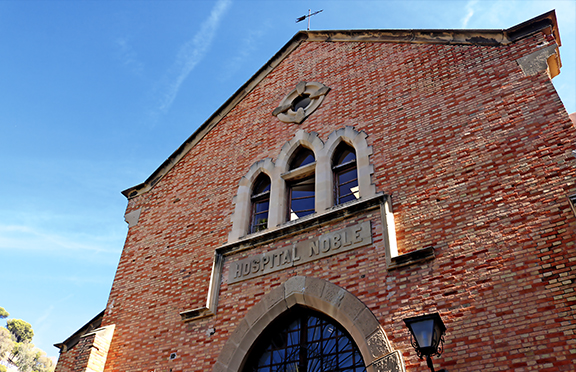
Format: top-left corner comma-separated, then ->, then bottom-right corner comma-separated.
213,276 -> 405,372
276,130 -> 324,173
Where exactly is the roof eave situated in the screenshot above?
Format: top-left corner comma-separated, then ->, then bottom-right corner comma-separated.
122,10 -> 559,200
54,310 -> 105,352
122,31 -> 309,199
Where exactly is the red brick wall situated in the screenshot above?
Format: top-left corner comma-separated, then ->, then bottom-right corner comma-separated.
54,346 -> 77,372
54,334 -> 96,372
100,29 -> 576,372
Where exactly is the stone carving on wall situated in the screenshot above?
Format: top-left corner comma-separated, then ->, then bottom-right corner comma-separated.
272,81 -> 330,124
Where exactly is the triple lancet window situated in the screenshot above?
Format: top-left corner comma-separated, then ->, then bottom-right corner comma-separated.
248,144 -> 361,230
230,128 -> 376,243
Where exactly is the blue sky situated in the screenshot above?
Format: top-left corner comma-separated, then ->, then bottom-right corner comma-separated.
0,0 -> 574,361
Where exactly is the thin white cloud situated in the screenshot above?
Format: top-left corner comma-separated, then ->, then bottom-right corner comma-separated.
35,305 -> 55,327
24,274 -> 110,285
116,37 -> 145,76
219,28 -> 266,82
0,224 -> 119,255
158,0 -> 232,113
462,0 -> 478,28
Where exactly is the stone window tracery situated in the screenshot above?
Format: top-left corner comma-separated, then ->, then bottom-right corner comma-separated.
228,127 -> 376,243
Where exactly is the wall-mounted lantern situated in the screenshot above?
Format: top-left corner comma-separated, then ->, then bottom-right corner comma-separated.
403,312 -> 447,372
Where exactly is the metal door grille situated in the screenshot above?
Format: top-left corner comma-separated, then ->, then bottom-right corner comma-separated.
244,309 -> 366,372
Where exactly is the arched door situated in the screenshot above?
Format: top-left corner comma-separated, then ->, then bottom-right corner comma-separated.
243,307 -> 366,372
213,276 -> 405,372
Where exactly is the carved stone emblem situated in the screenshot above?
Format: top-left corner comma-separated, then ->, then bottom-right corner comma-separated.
272,81 -> 330,124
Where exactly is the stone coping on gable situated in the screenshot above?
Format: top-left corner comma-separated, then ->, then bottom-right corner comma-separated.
121,11 -> 559,200
54,310 -> 105,353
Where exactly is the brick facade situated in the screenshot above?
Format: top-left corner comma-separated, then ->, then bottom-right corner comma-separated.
55,11 -> 576,372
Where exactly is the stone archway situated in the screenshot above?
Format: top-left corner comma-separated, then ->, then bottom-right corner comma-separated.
212,276 -> 405,372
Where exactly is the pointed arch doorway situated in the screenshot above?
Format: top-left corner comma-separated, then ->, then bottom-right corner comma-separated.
213,276 -> 405,372
244,307 -> 366,371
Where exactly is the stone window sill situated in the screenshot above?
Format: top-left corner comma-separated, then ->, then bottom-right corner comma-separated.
221,193 -> 385,256
387,246 -> 435,270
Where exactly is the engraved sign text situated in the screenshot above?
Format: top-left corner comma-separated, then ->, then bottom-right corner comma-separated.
228,221 -> 371,284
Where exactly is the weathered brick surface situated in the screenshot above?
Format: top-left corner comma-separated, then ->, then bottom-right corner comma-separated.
54,343 -> 80,372
55,334 -> 96,372
60,25 -> 576,372
54,324 -> 114,372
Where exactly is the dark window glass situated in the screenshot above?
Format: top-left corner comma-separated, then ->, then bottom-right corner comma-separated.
251,175 -> 271,233
244,308 -> 366,372
254,175 -> 271,195
335,148 -> 355,165
290,148 -> 315,170
570,195 -> 576,217
289,177 -> 315,220
292,94 -> 311,111
333,144 -> 358,205
288,148 -> 316,220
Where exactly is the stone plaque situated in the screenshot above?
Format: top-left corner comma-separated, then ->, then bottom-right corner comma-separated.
228,221 -> 372,284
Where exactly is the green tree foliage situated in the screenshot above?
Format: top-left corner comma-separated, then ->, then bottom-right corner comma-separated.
0,327 -> 14,360
35,354 -> 55,372
0,307 -> 8,319
0,311 -> 54,372
0,335 -> 54,372
6,319 -> 34,344
0,365 -> 7,372
12,342 -> 54,372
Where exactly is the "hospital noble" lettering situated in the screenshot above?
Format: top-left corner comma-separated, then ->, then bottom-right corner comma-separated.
228,221 -> 371,284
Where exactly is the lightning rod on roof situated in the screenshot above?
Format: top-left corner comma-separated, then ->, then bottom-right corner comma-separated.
296,9 -> 323,31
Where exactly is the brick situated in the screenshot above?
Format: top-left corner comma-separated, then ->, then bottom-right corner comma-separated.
55,13 -> 576,372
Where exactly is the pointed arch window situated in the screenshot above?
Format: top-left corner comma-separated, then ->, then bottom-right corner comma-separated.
229,127 -> 377,244
250,174 -> 271,233
286,148 -> 316,221
333,144 -> 359,205
243,308 -> 366,372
